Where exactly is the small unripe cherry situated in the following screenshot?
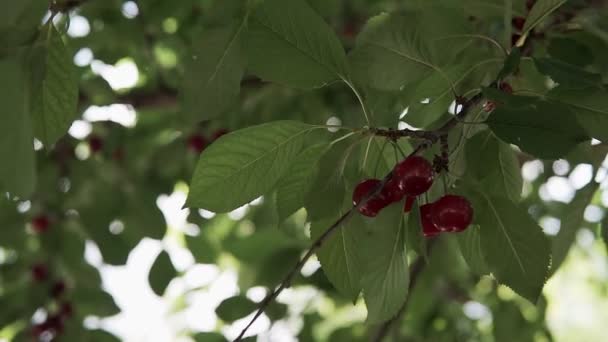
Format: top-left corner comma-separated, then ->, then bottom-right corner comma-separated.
352,179 -> 390,217
431,195 -> 473,232
420,203 -> 441,237
499,82 -> 513,94
392,156 -> 434,196
403,196 -> 415,213
512,16 -> 525,31
31,263 -> 49,282
187,134 -> 208,153
50,281 -> 66,298
32,215 -> 51,233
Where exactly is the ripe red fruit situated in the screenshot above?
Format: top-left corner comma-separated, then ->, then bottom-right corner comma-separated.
87,134 -> 103,153
187,134 -> 208,153
45,314 -> 64,334
212,129 -> 229,141
31,263 -> 49,282
32,215 -> 50,233
392,156 -> 434,196
431,195 -> 473,232
352,179 -> 390,217
512,16 -> 525,31
50,281 -> 66,298
403,196 -> 415,213
499,82 -> 513,94
420,203 -> 441,237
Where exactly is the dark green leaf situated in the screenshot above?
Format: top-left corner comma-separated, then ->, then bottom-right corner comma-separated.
551,182 -> 599,274
216,295 -> 257,322
547,38 -> 594,67
497,47 -> 521,80
547,86 -> 608,142
181,20 -> 246,122
0,0 -> 47,47
71,287 -> 120,317
247,0 -> 349,88
533,57 -> 602,88
276,143 -> 329,222
186,233 -> 219,264
523,0 -> 567,35
0,50 -> 35,197
193,332 -> 227,342
602,217 -> 608,256
148,250 -> 176,296
31,24 -> 79,146
359,204 -> 409,323
466,131 -> 523,202
187,121 -> 319,212
487,100 -> 589,159
405,201 -> 425,256
468,188 -> 550,303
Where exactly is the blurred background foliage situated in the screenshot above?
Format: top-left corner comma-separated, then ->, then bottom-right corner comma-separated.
1,0 -> 608,341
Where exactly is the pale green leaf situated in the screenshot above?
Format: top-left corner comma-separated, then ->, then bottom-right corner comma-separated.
0,50 -> 36,197
247,0 -> 348,88
181,20 -> 246,122
523,0 -> 567,36
551,182 -> 599,275
187,121 -> 319,212
276,143 -> 329,222
31,24 -> 79,146
359,204 -> 409,323
148,250 -> 176,296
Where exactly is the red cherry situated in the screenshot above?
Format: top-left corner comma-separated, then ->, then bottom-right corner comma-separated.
403,196 -> 415,213
392,156 -> 434,197
211,129 -> 229,141
50,281 -> 66,298
420,203 -> 441,237
31,263 -> 49,282
431,195 -> 473,232
45,314 -> 64,334
511,16 -> 525,31
499,82 -> 513,94
352,179 -> 390,217
87,134 -> 103,153
59,302 -> 73,318
342,23 -> 357,38
32,215 -> 51,233
187,134 -> 208,153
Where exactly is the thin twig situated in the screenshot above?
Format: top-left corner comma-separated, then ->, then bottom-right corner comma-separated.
234,174 -> 394,341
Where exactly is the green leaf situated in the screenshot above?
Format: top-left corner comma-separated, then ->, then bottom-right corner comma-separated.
31,24 -> 79,146
551,182 -> 599,274
546,87 -> 608,142
602,217 -> 608,256
247,0 -> 348,88
487,100 -> 589,159
311,208 -> 362,300
351,13 -> 435,90
497,47 -> 521,80
276,143 -> 329,222
533,57 -> 602,88
181,20 -> 246,122
523,0 -> 567,35
216,295 -> 257,322
71,287 -> 120,317
193,332 -> 227,342
466,131 -> 522,202
359,204 -> 409,323
148,250 -> 176,296
547,37 -> 594,67
0,0 -> 47,47
469,189 -> 550,303
187,121 -> 319,212
405,201 -> 425,256
186,233 -> 219,264
0,51 -> 36,197
457,224 -> 489,275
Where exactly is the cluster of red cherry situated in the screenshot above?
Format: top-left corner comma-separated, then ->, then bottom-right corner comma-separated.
30,263 -> 73,339
352,155 -> 473,237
